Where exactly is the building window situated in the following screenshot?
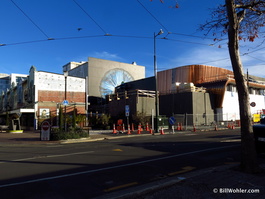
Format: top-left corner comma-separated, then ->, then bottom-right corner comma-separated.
227,84 -> 237,92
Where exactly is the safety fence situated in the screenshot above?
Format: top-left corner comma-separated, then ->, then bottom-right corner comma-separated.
170,113 -> 241,131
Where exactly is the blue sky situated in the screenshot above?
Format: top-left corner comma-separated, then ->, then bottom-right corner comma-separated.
1,0 -> 265,78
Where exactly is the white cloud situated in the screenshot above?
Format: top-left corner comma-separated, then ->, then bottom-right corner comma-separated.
169,46 -> 232,69
163,45 -> 265,78
90,51 -> 124,61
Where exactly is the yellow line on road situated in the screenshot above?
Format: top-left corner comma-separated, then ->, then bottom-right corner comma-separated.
112,149 -> 123,151
104,182 -> 138,192
168,166 -> 196,176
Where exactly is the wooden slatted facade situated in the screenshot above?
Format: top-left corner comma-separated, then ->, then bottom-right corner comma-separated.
157,65 -> 234,94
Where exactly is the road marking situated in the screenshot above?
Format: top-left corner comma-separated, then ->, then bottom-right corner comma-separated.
0,144 -> 239,188
168,166 -> 196,176
104,182 -> 138,192
221,139 -> 241,142
0,151 -> 95,164
112,149 -> 123,152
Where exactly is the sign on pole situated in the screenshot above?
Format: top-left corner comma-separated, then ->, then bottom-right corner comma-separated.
62,100 -> 69,106
250,102 -> 256,107
169,116 -> 176,125
41,121 -> 51,141
125,105 -> 130,117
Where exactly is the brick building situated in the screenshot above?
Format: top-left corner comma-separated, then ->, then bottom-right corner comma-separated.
0,66 -> 86,130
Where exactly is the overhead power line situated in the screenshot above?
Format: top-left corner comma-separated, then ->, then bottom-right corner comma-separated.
72,0 -> 108,35
10,0 -> 51,39
0,35 -> 106,46
0,33 -> 228,48
136,0 -> 169,33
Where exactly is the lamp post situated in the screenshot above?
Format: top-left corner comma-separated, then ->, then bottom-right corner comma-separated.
64,71 -> 68,132
154,29 -> 163,133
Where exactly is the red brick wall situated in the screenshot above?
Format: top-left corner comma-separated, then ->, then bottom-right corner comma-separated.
38,90 -> 85,103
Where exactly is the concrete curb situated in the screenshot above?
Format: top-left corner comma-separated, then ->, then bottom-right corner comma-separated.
60,133 -> 154,144
93,164 -> 239,199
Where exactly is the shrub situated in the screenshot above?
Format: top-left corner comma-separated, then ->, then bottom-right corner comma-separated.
50,129 -> 89,141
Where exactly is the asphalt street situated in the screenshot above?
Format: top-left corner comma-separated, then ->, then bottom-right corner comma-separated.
0,130 -> 242,198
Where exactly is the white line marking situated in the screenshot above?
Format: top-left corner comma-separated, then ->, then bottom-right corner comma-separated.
0,151 -> 95,164
0,144 -> 239,188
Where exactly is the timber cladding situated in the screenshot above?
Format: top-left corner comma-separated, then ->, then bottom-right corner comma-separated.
157,65 -> 234,94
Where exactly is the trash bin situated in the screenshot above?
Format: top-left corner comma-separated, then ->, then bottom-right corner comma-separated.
253,118 -> 265,153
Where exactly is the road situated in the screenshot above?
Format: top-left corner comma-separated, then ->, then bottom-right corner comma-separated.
0,130 -> 241,198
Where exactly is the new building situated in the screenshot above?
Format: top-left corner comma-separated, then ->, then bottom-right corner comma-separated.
109,65 -> 265,125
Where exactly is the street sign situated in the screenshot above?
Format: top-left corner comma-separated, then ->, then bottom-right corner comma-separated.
41,121 -> 50,141
125,105 -> 130,117
62,100 -> 69,106
250,102 -> 256,107
169,116 -> 176,125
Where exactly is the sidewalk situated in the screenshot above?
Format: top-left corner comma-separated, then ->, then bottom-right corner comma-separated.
0,130 -> 154,145
104,162 -> 265,199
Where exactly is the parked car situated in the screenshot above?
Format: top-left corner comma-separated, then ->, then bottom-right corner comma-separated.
253,118 -> 265,154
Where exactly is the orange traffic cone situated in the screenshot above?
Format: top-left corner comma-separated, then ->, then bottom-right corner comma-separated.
180,123 -> 183,131
149,128 -> 153,134
160,127 -> 165,135
146,123 -> 150,131
122,123 -> 125,133
214,124 -> 218,131
137,124 -> 141,134
127,125 -> 131,135
112,124 -> 117,134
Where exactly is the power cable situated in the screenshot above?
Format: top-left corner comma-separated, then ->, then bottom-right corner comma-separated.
0,35 -> 105,46
162,37 -> 215,46
136,0 -> 169,33
72,0 -> 108,35
10,0 -> 51,39
244,54 -> 265,63
0,33 -> 226,47
170,32 -> 216,40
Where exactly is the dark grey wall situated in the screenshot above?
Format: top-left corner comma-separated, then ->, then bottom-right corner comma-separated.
160,92 -> 215,125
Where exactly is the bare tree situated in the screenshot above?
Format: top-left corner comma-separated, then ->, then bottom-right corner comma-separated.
200,0 -> 265,173
154,0 -> 265,173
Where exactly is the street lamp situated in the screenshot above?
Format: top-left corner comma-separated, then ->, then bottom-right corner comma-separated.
64,71 -> 68,131
154,29 -> 163,133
